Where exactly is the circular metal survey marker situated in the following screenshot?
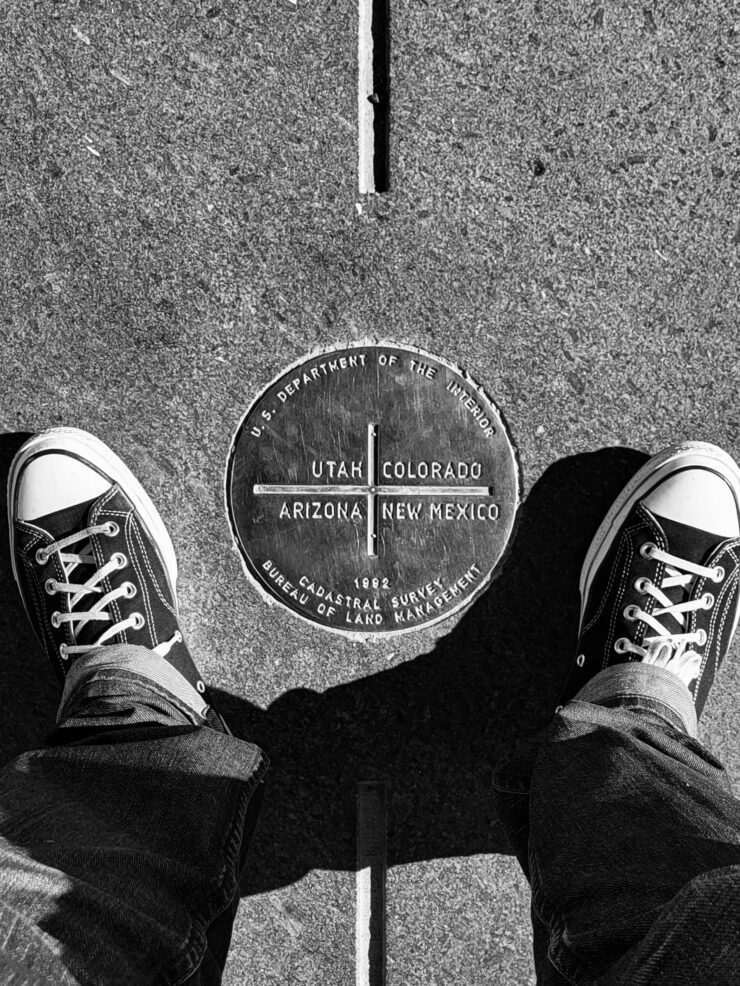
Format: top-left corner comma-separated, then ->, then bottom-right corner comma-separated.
226,343 -> 519,637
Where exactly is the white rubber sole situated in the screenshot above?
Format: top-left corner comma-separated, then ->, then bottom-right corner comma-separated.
579,441 -> 740,626
8,427 -> 178,609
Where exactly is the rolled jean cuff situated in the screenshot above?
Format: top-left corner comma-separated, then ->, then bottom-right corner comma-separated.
57,644 -> 210,725
572,663 -> 698,738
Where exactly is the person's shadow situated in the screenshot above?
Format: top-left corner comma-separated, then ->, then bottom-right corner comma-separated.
216,444 -> 649,893
0,433 -> 648,894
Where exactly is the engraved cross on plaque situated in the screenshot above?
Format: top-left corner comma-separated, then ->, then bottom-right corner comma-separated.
254,423 -> 493,558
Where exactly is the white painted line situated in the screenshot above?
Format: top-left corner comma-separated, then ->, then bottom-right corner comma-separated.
358,0 -> 375,194
356,781 -> 386,986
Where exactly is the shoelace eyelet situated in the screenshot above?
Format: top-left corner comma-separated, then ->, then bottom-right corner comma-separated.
122,582 -> 137,599
44,578 -> 57,595
104,521 -> 120,537
35,548 -> 49,565
614,637 -> 630,654
112,552 -> 128,569
196,680 -> 206,694
50,611 -> 62,629
624,605 -> 640,621
576,654 -> 586,667
59,644 -> 68,661
131,612 -> 145,630
634,577 -> 651,594
702,592 -> 715,610
696,628 -> 707,646
639,542 -> 656,559
713,566 -> 725,583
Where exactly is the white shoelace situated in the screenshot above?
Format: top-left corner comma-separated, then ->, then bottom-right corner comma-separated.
37,522 -> 180,661
615,541 -> 723,661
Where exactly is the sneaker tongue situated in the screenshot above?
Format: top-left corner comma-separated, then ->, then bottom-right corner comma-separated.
33,497 -> 109,651
652,513 -> 722,564
32,497 -> 100,541
647,511 -> 721,633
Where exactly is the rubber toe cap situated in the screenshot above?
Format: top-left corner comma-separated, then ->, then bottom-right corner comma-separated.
16,453 -> 112,522
642,468 -> 740,538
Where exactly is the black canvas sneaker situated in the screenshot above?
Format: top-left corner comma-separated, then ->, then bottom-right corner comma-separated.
8,427 -> 230,733
560,441 -> 740,720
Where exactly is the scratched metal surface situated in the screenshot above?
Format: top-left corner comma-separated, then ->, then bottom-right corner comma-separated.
2,1 -> 740,984
226,342 -> 518,636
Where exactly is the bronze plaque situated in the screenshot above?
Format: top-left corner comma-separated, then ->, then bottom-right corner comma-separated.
226,344 -> 519,637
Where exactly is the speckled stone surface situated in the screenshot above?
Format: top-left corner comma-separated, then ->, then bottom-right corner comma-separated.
2,0 -> 740,983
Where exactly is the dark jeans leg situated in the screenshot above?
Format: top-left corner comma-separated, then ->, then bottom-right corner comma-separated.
0,644 -> 268,986
528,697 -> 740,985
494,662 -> 740,985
